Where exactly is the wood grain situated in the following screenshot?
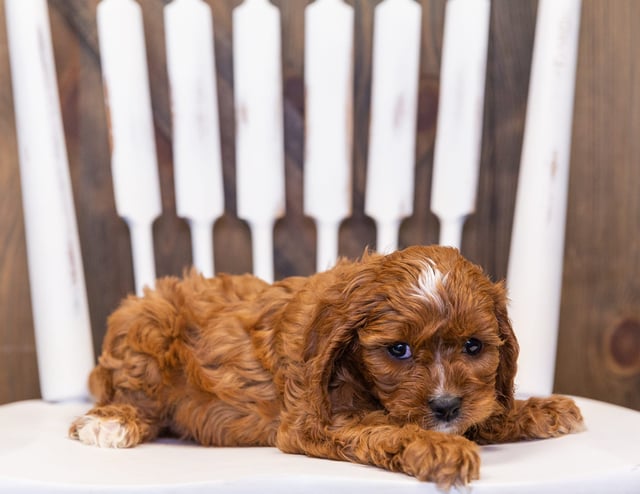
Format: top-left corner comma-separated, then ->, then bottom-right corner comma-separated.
0,0 -> 637,409
0,0 -> 40,402
555,0 -> 640,408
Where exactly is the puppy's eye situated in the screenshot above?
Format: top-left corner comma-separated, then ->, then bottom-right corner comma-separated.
387,342 -> 412,360
463,338 -> 483,356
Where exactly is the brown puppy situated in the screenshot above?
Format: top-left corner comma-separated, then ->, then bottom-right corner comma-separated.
70,245 -> 583,487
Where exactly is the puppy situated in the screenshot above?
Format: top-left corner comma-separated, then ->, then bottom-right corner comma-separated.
69,245 -> 583,487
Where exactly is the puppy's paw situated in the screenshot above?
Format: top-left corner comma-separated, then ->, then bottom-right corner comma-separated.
519,395 -> 585,438
400,434 -> 480,488
69,414 -> 136,448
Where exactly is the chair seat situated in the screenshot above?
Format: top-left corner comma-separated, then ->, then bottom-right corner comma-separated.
0,396 -> 638,493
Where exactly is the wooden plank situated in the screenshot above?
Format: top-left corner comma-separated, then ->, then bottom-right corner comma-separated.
465,0 -> 536,279
165,0 -> 225,277
556,0 -> 640,409
0,0 -> 40,405
507,0 -> 582,397
209,0 -> 254,277
338,0 -> 376,260
303,0 -> 354,272
5,0 -> 95,401
97,0 -> 163,295
138,0 -> 194,282
430,0 -> 490,249
0,0 -> 638,411
233,0 -> 286,283
399,0 -> 445,251
49,0 -> 138,359
365,0 -> 421,253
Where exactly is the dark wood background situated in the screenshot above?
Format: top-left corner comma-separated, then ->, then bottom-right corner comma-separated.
1,0 -> 638,409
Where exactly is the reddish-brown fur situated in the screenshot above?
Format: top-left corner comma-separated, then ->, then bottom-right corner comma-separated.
69,246 -> 583,487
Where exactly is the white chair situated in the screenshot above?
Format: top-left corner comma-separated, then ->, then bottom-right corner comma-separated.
1,0 -> 639,492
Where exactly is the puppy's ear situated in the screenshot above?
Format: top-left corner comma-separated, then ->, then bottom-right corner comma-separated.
303,262 -> 379,423
492,281 -> 519,411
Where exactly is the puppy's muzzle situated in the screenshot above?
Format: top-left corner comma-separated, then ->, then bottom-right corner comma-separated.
429,396 -> 462,423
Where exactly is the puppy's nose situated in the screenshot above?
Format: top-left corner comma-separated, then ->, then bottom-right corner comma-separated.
428,396 -> 462,422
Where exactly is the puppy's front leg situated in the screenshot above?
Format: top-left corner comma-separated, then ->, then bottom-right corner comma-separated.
512,396 -> 585,439
278,415 -> 480,488
474,395 -> 584,443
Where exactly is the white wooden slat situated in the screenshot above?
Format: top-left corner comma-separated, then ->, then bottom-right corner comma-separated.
430,0 -> 491,250
5,0 -> 95,401
233,0 -> 285,282
365,0 -> 422,253
164,0 -> 225,278
303,0 -> 354,272
507,0 -> 582,397
97,0 -> 162,295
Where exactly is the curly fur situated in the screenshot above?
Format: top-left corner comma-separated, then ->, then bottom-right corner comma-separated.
69,245 -> 583,487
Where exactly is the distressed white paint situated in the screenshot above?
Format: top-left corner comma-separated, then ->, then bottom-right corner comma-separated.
97,0 -> 162,295
364,0 -> 421,253
164,0 -> 224,278
303,0 -> 354,272
234,0 -> 285,282
507,0 -> 582,397
5,0 -> 95,401
430,0 -> 491,250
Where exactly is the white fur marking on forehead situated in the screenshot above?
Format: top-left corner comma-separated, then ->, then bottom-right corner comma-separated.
413,259 -> 447,311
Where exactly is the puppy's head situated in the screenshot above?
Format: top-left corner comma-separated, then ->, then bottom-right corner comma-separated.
306,245 -> 518,435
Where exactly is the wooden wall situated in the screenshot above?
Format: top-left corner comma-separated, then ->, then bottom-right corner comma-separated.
0,0 -> 638,409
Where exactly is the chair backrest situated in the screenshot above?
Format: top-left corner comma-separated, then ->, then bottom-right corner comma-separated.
4,0 -> 581,402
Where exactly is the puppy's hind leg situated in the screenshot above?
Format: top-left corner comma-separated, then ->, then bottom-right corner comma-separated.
69,403 -> 161,448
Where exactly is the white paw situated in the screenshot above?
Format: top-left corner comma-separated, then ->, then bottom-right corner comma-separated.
73,415 -> 131,448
